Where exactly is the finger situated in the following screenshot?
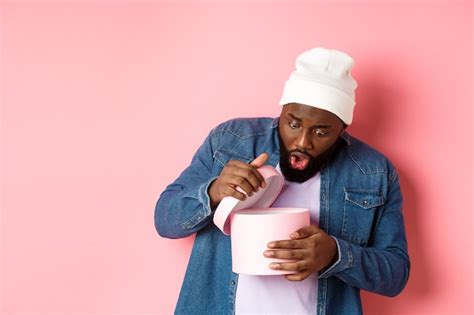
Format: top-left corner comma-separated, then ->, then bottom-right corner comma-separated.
269,260 -> 309,272
234,179 -> 255,197
263,249 -> 307,260
226,175 -> 259,196
290,225 -> 319,239
225,185 -> 247,201
227,161 -> 266,190
285,270 -> 313,282
267,239 -> 305,249
247,168 -> 267,191
250,152 -> 269,168
252,167 -> 266,188
226,164 -> 265,192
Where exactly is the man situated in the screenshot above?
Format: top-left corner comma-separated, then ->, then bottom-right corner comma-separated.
154,47 -> 410,314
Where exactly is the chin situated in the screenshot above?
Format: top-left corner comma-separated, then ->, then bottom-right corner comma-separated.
279,161 -> 320,183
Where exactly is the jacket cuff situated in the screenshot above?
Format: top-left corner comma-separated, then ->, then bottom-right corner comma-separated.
198,176 -> 219,215
318,236 -> 354,278
180,176 -> 219,230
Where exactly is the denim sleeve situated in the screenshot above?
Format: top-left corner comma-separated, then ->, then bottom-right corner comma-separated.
318,168 -> 410,297
154,129 -> 219,239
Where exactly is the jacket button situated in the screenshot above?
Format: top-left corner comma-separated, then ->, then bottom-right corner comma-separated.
363,200 -> 368,205
231,280 -> 235,285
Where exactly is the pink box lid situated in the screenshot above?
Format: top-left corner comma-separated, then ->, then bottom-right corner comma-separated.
213,165 -> 284,235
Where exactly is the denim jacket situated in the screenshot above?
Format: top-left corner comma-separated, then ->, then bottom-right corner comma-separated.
154,117 -> 410,315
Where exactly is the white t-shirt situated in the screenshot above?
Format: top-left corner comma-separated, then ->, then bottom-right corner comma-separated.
234,164 -> 321,314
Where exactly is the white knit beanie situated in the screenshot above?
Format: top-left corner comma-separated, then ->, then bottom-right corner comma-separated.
278,47 -> 358,125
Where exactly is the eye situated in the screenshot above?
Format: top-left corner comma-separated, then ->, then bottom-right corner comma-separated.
288,120 -> 300,129
313,129 -> 327,137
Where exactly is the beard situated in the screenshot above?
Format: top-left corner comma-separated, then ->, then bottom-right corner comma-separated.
278,132 -> 344,183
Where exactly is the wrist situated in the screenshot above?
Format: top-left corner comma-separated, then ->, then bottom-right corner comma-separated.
207,180 -> 218,210
328,237 -> 338,266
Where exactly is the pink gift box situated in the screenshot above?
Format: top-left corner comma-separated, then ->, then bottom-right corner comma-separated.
213,165 -> 310,275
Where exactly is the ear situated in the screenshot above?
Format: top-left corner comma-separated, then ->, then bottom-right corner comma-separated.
338,126 -> 347,138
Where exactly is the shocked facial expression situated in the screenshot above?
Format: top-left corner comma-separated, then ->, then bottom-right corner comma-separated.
278,103 -> 345,182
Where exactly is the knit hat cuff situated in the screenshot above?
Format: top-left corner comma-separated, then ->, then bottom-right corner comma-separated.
278,78 -> 355,125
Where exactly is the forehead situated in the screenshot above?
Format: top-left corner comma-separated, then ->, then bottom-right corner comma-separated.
281,103 -> 341,125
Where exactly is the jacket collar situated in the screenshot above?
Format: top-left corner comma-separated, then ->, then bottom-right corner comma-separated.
340,129 -> 351,145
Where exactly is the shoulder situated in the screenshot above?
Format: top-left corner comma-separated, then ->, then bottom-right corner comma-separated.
344,133 -> 397,177
210,117 -> 277,139
204,117 -> 278,165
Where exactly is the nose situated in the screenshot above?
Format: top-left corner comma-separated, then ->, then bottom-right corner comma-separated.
295,130 -> 313,151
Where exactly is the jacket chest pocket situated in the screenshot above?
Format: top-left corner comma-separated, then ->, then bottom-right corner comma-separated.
341,189 -> 384,246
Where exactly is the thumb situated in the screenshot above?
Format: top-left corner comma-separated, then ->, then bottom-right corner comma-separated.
290,225 -> 319,239
250,152 -> 269,168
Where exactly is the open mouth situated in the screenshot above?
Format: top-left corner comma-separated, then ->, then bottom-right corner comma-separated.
289,151 -> 310,170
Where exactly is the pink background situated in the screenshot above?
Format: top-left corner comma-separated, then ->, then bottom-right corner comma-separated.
1,1 -> 473,314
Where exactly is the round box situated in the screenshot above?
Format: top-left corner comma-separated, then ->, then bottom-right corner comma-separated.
213,165 -> 310,275
230,208 -> 309,275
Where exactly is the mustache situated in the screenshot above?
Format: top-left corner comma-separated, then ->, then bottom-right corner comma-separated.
288,149 -> 313,159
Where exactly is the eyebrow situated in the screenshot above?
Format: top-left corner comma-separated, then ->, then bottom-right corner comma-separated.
287,113 -> 332,129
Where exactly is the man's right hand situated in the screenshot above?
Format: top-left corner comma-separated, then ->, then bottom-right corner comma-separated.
208,152 -> 269,209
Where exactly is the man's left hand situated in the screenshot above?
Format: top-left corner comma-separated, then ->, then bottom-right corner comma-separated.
264,225 -> 338,281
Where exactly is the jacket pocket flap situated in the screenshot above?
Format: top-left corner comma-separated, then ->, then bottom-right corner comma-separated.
344,189 -> 384,209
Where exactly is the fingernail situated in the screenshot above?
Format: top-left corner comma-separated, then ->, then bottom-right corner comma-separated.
267,242 -> 275,248
290,232 -> 299,239
261,181 -> 266,188
263,251 -> 273,257
269,263 -> 280,270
